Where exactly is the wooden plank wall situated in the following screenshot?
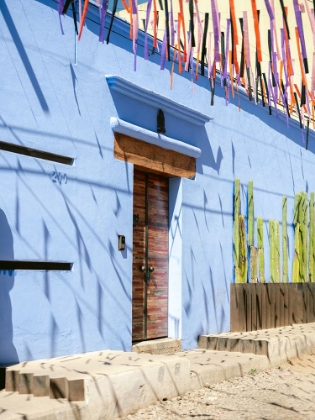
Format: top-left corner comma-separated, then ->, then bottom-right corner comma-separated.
230,283 -> 315,332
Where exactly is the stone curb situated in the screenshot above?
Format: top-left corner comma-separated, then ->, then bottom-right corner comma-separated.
198,323 -> 315,367
2,323 -> 315,419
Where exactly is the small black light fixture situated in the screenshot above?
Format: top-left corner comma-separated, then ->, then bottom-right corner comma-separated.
157,109 -> 166,134
118,235 -> 126,251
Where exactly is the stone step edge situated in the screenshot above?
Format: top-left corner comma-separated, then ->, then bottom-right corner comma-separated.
4,352 -> 187,403
198,332 -> 315,366
132,338 -> 182,354
5,370 -> 85,401
1,356 -> 191,420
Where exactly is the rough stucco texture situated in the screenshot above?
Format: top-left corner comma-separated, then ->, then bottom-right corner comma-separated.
0,0 -> 314,362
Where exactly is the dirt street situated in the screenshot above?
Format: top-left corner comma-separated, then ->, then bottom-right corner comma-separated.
121,353 -> 315,420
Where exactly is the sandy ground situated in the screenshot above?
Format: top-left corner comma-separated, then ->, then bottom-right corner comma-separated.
121,353 -> 315,420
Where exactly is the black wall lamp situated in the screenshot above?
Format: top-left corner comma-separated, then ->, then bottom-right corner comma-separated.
118,235 -> 126,251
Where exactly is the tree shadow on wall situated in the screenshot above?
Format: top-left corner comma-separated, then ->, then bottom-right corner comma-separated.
0,0 -> 49,113
0,209 -> 18,371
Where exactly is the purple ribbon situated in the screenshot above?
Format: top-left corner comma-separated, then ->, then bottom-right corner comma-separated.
268,62 -> 279,117
281,29 -> 289,87
58,0 -> 65,35
293,0 -> 307,60
223,19 -> 230,80
170,0 -> 174,46
99,0 -> 108,43
264,0 -> 274,21
190,40 -> 195,79
160,29 -> 167,70
270,19 -> 275,57
132,0 -> 137,14
280,28 -> 290,125
211,0 -> 220,62
144,0 -> 153,59
272,51 -> 279,102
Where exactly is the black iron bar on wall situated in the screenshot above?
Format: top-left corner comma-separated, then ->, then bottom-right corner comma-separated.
0,140 -> 74,165
0,261 -> 73,270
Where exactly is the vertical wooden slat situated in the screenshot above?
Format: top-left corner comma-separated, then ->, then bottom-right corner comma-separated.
274,284 -> 281,328
272,283 -> 276,329
303,283 -> 308,323
272,284 -> 277,328
230,284 -> 240,332
309,284 -> 313,322
309,284 -> 314,322
300,283 -> 305,323
273,284 -> 278,328
266,283 -> 273,328
132,170 -> 147,341
280,284 -> 285,326
261,284 -> 267,329
147,173 -> 169,339
238,284 -> 247,332
279,284 -> 285,327
283,284 -> 289,326
291,284 -> 301,324
288,283 -> 295,325
301,283 -> 306,323
311,284 -> 315,322
307,283 -> 312,323
245,284 -> 251,331
251,283 -> 257,331
310,284 -> 314,322
303,283 -> 311,322
256,284 -> 262,330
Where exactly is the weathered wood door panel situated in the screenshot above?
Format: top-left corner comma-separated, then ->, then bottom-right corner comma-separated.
132,169 -> 169,341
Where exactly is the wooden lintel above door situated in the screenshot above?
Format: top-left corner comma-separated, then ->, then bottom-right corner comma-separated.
114,132 -> 196,179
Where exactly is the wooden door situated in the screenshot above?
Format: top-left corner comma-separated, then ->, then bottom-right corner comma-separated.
132,169 -> 169,341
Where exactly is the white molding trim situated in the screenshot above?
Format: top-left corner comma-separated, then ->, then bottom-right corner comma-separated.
106,75 -> 212,126
110,117 -> 202,158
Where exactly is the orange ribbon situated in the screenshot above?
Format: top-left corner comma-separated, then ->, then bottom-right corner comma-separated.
78,0 -> 89,40
251,0 -> 262,62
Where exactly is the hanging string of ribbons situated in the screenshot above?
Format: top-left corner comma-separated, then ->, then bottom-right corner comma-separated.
58,0 -> 315,132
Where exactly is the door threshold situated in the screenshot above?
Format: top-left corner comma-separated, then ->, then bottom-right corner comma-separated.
132,337 -> 182,355
132,336 -> 168,346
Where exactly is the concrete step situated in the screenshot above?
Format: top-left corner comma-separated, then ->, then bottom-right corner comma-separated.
0,390 -> 85,420
0,349 -> 271,419
176,349 -> 269,390
6,367 -> 86,400
198,322 -> 315,366
3,323 -> 315,420
3,340 -> 313,420
132,338 -> 181,354
3,350 -> 190,418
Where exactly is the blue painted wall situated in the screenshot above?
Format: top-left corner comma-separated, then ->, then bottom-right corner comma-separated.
0,0 -> 314,362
